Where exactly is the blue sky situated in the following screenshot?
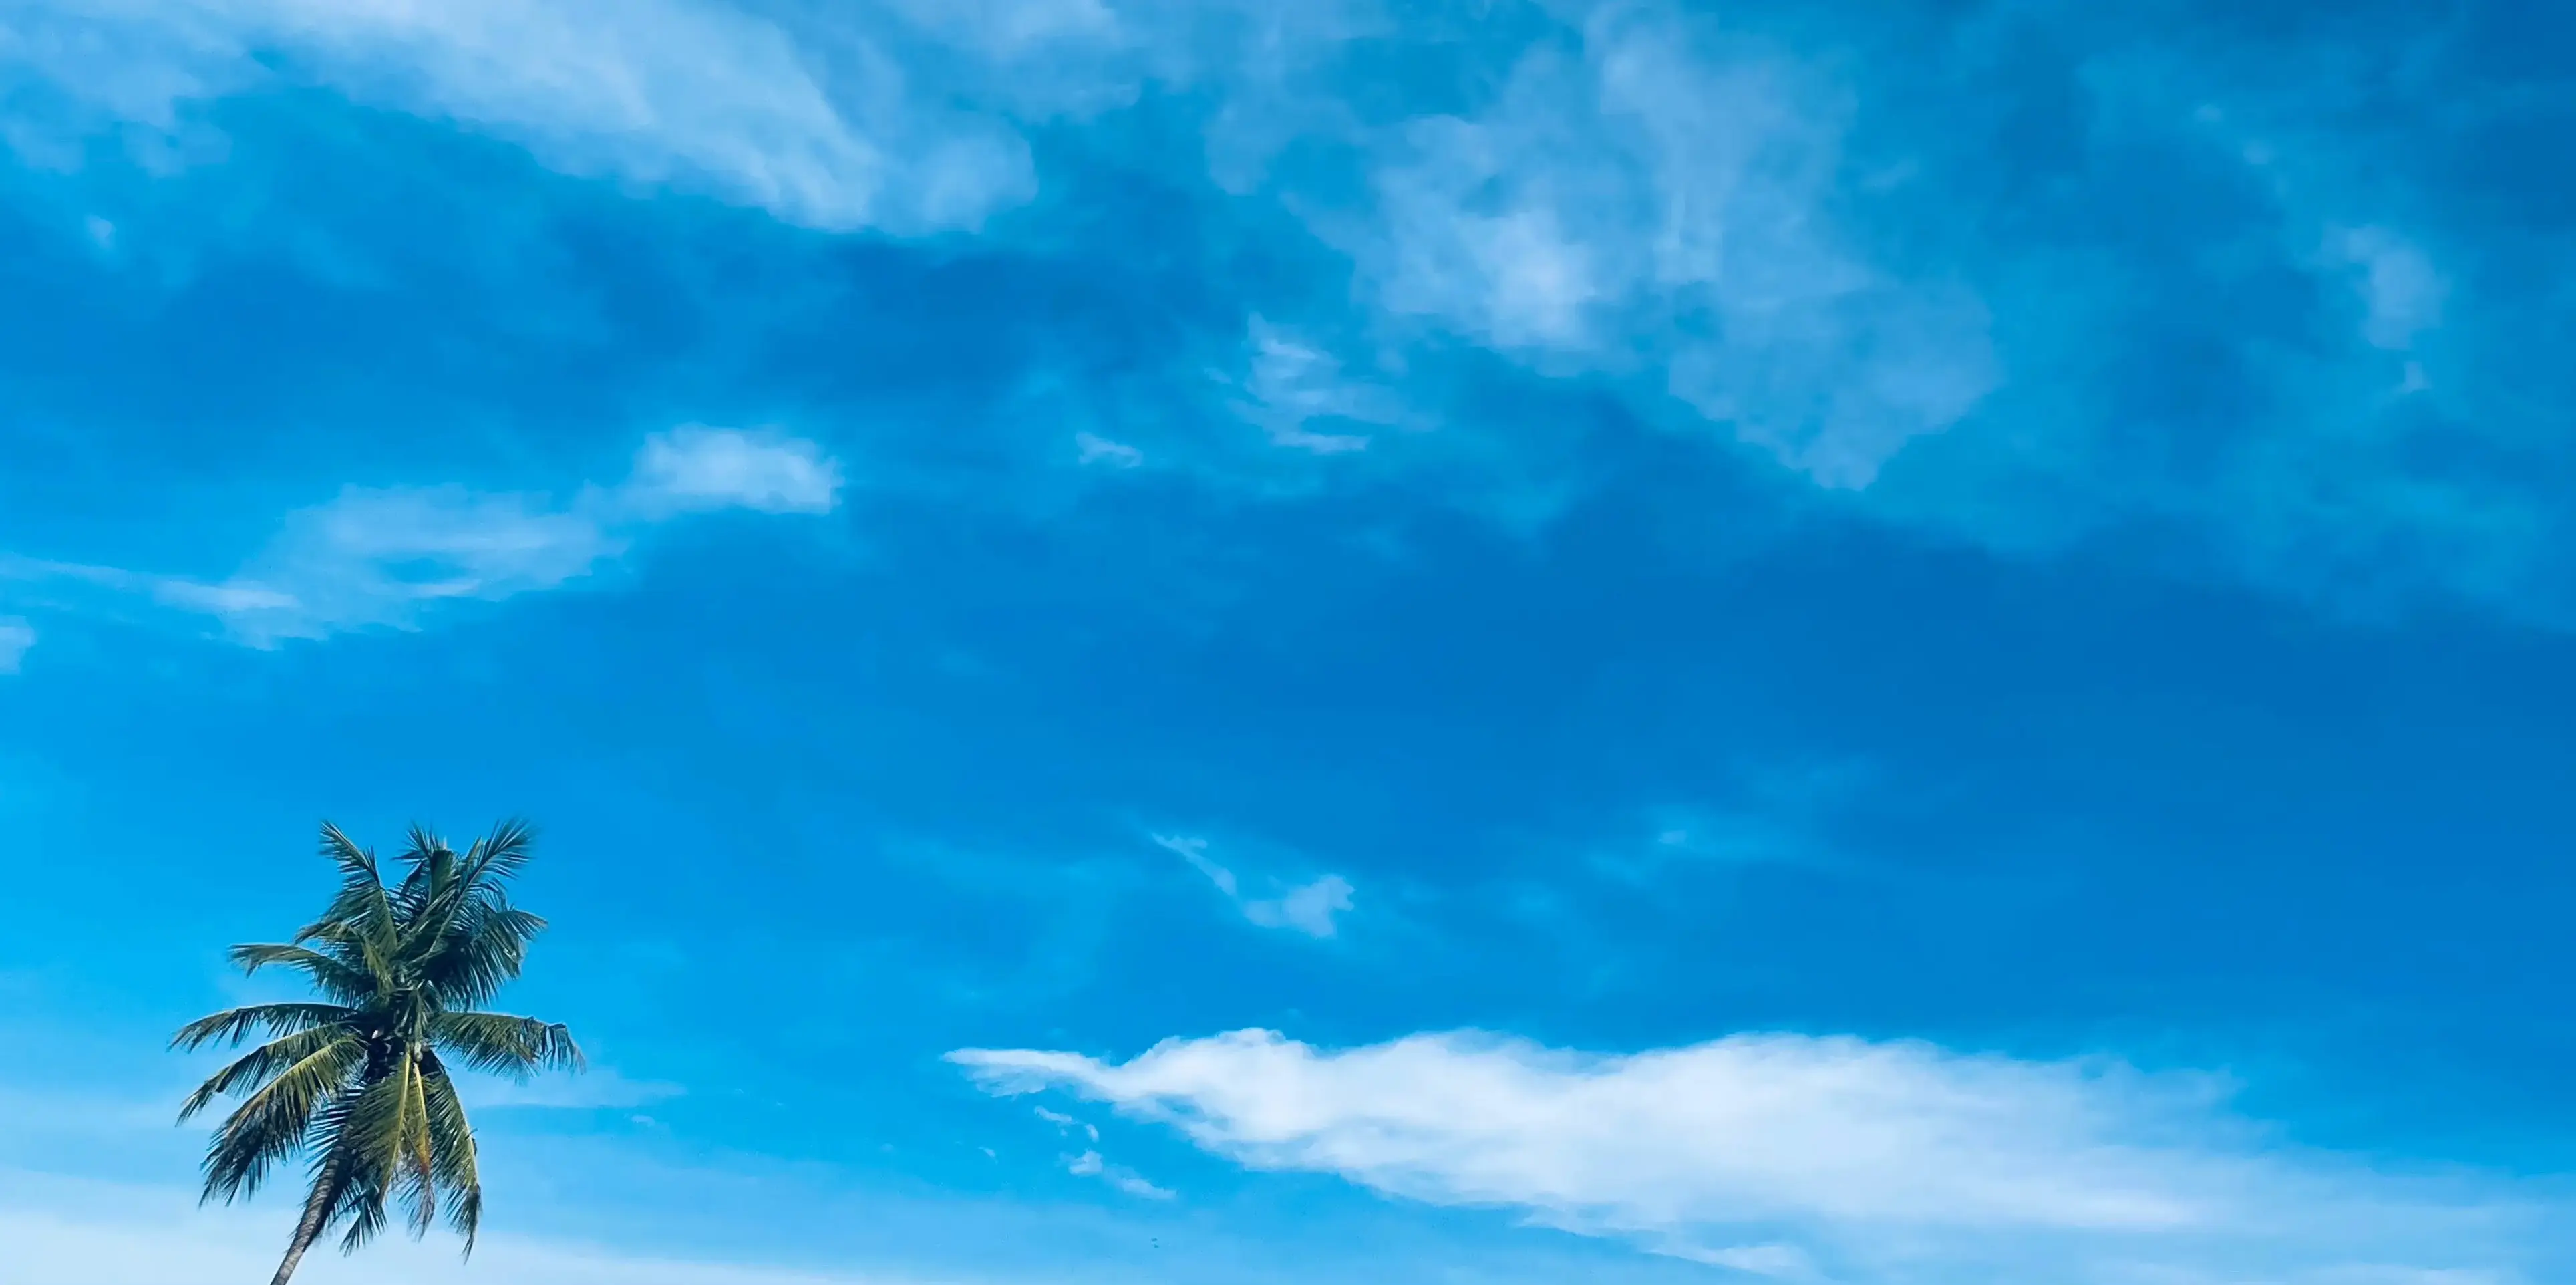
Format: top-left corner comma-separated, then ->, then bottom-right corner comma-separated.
4,0 -> 2576,1282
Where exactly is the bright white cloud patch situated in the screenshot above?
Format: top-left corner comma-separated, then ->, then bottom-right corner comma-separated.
627,426 -> 844,516
0,618 -> 32,673
952,1028 -> 2548,1283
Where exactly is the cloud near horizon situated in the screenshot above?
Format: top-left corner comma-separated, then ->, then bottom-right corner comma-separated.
952,1028 -> 2553,1284
0,1173 -> 909,1285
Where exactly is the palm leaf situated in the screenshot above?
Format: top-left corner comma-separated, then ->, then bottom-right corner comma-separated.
178,1026 -> 352,1122
329,1050 -> 423,1252
172,1002 -> 355,1053
418,1052 -> 484,1249
466,820 -> 537,885
302,823 -> 395,942
421,905 -> 548,1009
428,1010 -> 583,1076
225,944 -> 377,1004
199,1036 -> 367,1203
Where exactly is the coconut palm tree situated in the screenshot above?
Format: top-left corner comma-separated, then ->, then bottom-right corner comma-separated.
173,821 -> 582,1285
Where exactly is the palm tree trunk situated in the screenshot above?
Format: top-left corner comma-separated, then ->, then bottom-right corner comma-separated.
269,1156 -> 344,1285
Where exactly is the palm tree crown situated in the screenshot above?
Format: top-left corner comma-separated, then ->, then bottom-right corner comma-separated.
174,821 -> 582,1285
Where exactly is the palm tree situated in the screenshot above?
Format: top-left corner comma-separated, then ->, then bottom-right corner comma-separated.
172,821 -> 583,1285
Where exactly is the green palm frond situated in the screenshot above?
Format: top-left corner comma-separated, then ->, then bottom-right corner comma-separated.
172,1003 -> 355,1053
404,1056 -> 440,1238
418,1052 -> 484,1247
428,1010 -> 583,1077
421,904 -> 548,1010
226,944 -> 377,1004
178,1027 -> 353,1122
333,1068 -> 404,1250
198,1036 -> 367,1201
330,1167 -> 391,1255
402,823 -> 542,1008
466,819 -> 536,883
304,824 -> 396,943
174,821 -> 578,1282
393,825 -> 453,917
328,1048 -> 442,1251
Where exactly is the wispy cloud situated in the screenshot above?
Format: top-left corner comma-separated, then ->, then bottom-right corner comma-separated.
1220,319 -> 1400,456
0,618 -> 31,674
3,0 -> 1034,232
200,485 -> 627,643
1027,1104 -> 1168,1197
1033,1105 -> 1096,1140
1064,1149 -> 1173,1201
954,1028 -> 2559,1284
1152,835 -> 1353,940
1589,762 -> 1875,885
2326,226 -> 2448,354
1072,432 -> 1143,469
1345,7 -> 1995,490
5,426 -> 840,646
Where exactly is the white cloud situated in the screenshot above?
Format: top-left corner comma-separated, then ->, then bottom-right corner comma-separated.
19,426 -> 840,646
626,426 -> 845,516
953,1028 -> 2553,1284
1349,8 -> 1997,489
3,0 -> 1034,232
9,0 -> 1985,489
2329,226 -> 2448,352
205,484 -> 625,643
1156,835 -> 1237,897
1243,875 -> 1353,938
1153,835 -> 1353,939
0,619 -> 31,674
1073,432 -> 1143,468
1064,1149 -> 1174,1201
1222,319 -> 1394,456
1033,1105 -> 1097,1139
1368,106 -> 1611,353
5,0 -> 2539,623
